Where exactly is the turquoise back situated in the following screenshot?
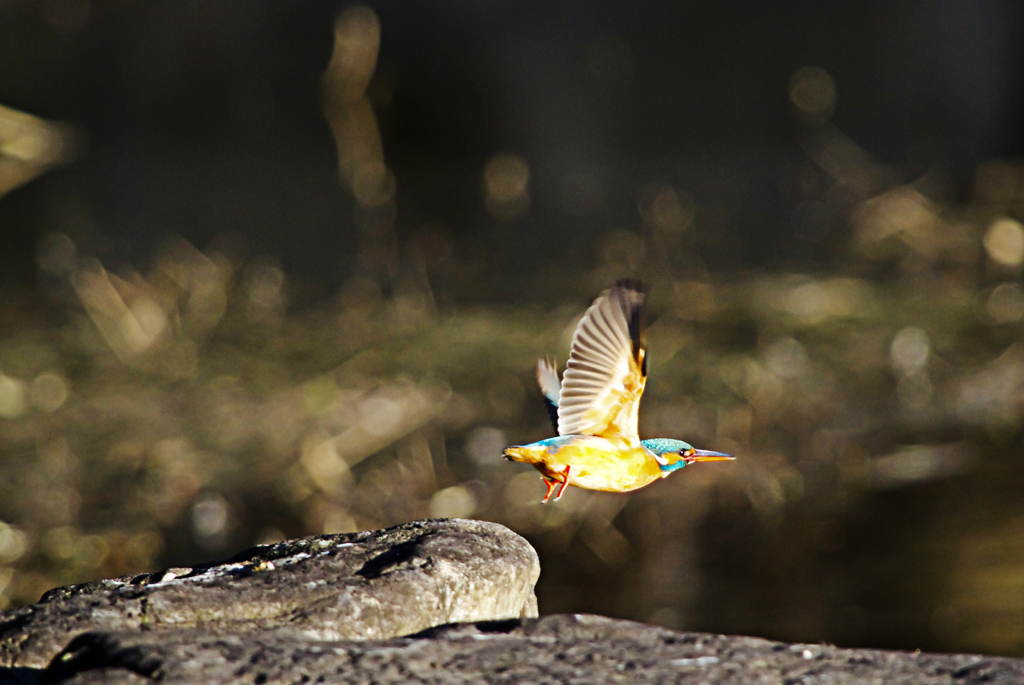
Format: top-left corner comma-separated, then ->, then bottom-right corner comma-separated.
530,435 -> 576,453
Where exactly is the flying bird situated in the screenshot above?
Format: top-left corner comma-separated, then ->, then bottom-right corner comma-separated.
504,280 -> 733,502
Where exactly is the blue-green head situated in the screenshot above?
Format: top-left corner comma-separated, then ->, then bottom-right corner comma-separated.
641,438 -> 734,473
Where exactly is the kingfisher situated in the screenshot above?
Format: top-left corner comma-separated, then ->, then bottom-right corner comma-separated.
504,280 -> 734,502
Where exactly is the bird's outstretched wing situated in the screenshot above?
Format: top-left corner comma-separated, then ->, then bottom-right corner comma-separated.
557,280 -> 646,439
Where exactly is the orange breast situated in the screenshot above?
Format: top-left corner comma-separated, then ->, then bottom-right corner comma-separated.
506,437 -> 665,493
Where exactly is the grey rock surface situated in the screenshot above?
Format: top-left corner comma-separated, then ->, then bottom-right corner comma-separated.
40,614 -> 1024,685
0,519 -> 539,671
4,518 -> 1023,685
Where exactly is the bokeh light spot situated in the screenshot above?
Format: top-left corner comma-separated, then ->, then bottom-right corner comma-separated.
891,327 -> 930,376
987,283 -> 1024,323
0,375 -> 26,419
483,153 -> 530,220
29,372 -> 69,412
0,522 -> 28,563
429,485 -> 476,519
465,426 -> 507,465
763,338 -> 809,379
191,492 -> 232,550
789,66 -> 837,123
983,218 -> 1024,267
638,183 -> 695,233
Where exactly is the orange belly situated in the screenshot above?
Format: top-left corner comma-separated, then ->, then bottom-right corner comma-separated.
505,436 -> 667,493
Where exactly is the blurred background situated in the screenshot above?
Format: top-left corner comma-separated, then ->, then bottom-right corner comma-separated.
2,0 -> 1024,658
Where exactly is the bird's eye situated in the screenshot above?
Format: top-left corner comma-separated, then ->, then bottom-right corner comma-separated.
682,448 -> 695,457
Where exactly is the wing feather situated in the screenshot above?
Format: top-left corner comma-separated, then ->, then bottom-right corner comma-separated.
536,358 -> 561,432
557,281 -> 647,438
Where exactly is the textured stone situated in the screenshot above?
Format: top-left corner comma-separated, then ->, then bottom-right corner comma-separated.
0,519 -> 539,671
37,614 -> 1024,684
4,518 -> 1023,685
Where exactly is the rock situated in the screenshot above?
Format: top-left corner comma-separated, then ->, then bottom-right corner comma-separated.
4,518 -> 1024,684
0,519 -> 539,672
39,614 -> 1024,684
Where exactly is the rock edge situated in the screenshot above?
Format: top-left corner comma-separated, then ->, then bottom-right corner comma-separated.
0,518 -> 540,670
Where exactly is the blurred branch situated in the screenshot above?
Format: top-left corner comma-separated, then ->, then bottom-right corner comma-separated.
0,103 -> 81,199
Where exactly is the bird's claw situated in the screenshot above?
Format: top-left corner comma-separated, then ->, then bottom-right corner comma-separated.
541,466 -> 571,503
541,477 -> 557,503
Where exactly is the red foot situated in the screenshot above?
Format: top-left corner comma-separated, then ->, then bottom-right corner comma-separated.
554,466 -> 571,500
541,477 -> 558,503
541,466 -> 572,503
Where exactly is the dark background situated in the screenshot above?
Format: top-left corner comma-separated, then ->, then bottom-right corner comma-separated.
3,1 -> 1022,290
1,0 -> 1024,658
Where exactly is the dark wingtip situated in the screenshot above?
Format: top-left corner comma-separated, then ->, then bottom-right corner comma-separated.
541,395 -> 559,433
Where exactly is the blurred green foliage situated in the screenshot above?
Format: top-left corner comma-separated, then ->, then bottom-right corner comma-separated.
2,159 -> 1024,657
1,1 -> 1024,661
